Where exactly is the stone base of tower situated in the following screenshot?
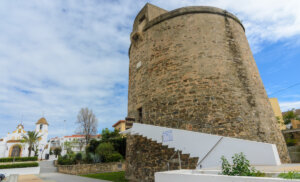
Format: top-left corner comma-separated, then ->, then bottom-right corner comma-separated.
125,135 -> 198,182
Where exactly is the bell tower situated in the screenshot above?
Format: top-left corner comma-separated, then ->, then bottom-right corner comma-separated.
35,117 -> 49,144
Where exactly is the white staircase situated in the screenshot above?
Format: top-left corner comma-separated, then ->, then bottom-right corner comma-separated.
123,123 -> 281,168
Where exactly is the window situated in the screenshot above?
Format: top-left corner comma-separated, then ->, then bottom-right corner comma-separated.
139,15 -> 145,24
138,107 -> 143,122
40,124 -> 43,130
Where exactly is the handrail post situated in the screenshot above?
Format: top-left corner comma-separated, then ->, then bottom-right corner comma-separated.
177,150 -> 181,170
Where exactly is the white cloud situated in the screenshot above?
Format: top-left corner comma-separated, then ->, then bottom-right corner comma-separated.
0,0 -> 299,138
150,0 -> 300,52
280,101 -> 300,112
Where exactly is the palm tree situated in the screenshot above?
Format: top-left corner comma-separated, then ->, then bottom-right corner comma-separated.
22,131 -> 42,157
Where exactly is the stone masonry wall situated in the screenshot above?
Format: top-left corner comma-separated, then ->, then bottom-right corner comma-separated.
125,135 -> 198,182
128,4 -> 290,162
57,162 -> 125,175
126,4 -> 291,182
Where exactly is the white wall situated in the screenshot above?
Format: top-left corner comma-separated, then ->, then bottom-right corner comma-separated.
155,170 -> 300,182
127,123 -> 281,168
0,144 -> 5,158
0,167 -> 40,177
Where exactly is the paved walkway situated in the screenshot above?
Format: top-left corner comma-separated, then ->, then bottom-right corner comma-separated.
18,173 -> 109,182
17,161 -> 109,182
38,173 -> 109,182
255,164 -> 300,172
39,161 -> 57,173
18,175 -> 43,182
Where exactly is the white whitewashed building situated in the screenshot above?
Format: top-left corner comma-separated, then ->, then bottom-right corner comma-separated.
50,134 -> 101,155
0,117 -> 50,159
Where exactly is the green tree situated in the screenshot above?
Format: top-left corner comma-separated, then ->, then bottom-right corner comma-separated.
22,131 -> 42,157
64,141 -> 74,154
54,147 -> 62,157
95,142 -> 123,162
85,139 -> 101,154
101,128 -> 126,157
96,142 -> 114,161
283,109 -> 300,125
101,128 -> 120,141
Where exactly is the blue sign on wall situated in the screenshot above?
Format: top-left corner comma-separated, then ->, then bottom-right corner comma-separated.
162,130 -> 173,142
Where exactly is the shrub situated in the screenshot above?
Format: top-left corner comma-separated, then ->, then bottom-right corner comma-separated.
57,154 -> 75,165
221,153 -> 264,177
96,142 -> 116,162
75,153 -> 83,163
278,171 -> 300,179
106,153 -> 123,162
84,152 -> 94,164
109,137 -> 126,158
96,143 -> 114,157
86,139 -> 101,154
83,153 -> 101,164
86,129 -> 126,158
0,156 -> 38,163
286,138 -> 297,146
54,147 -> 62,157
0,162 -> 38,169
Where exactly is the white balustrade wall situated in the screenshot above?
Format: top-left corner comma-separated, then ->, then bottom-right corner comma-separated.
124,123 -> 281,168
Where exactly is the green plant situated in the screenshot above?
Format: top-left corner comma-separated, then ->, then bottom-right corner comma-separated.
0,156 -> 38,163
82,171 -> 128,182
101,129 -> 126,158
108,137 -> 126,158
106,153 -> 123,162
283,109 -> 300,125
96,143 -> 114,157
278,171 -> 300,179
286,138 -> 298,146
54,147 -> 62,157
0,162 -> 39,169
86,152 -> 101,163
221,153 -> 264,177
22,131 -> 42,157
85,139 -> 101,154
96,142 -> 123,162
75,153 -> 83,163
57,154 -> 76,165
85,129 -> 126,159
101,128 -> 120,141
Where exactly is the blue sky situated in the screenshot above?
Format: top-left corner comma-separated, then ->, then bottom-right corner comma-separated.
0,0 -> 299,139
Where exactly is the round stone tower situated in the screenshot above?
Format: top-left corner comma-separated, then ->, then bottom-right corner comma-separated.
126,3 -> 290,182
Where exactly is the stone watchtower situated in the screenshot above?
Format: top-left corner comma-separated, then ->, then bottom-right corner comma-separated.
126,3 -> 290,182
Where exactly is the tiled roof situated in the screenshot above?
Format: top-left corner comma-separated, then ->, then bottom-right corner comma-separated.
65,135 -> 85,138
64,134 -> 101,138
112,120 -> 126,127
36,117 -> 49,125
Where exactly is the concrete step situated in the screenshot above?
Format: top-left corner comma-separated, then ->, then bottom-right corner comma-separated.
3,174 -> 18,182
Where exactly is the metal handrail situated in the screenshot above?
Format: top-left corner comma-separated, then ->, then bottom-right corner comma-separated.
197,136 -> 224,168
167,150 -> 181,171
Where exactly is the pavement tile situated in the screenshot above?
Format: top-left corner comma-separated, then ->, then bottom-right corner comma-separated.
18,175 -> 43,182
